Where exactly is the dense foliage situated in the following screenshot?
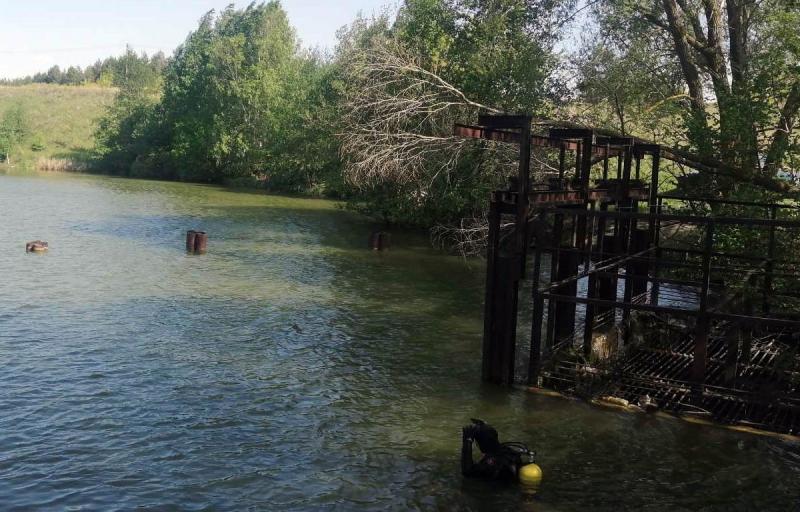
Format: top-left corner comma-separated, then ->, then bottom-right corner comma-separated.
94,3 -> 340,191
574,0 -> 800,196
92,0 -> 568,227
335,0 -> 573,227
0,105 -> 28,164
6,0 -> 799,232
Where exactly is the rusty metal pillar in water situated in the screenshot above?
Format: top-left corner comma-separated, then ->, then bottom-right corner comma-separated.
479,114 -> 532,386
630,228 -> 650,298
583,203 -> 599,357
528,211 -> 546,386
545,213 -> 564,352
723,321 -> 742,386
763,206 -> 777,315
574,135 -> 594,251
487,254 -> 521,386
369,231 -> 391,251
648,148 -> 661,305
515,117 -> 532,274
596,231 -> 618,319
194,231 -> 208,253
553,248 -> 580,344
186,230 -> 197,252
619,147 -> 635,326
482,194 -> 502,383
692,220 -> 715,390
575,135 -> 595,355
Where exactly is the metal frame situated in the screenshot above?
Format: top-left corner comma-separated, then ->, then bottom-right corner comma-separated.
457,115 -> 800,436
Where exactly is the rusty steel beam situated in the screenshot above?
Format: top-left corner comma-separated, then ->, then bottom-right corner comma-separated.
596,135 -> 634,146
543,292 -> 700,317
545,208 -> 800,228
530,190 -> 583,205
549,128 -> 595,140
504,187 -> 654,207
540,246 -> 656,293
541,291 -> 800,329
453,124 -> 624,157
478,114 -> 531,129
659,194 -> 800,210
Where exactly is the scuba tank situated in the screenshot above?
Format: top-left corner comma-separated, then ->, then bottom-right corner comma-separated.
501,441 -> 543,487
464,419 -> 543,488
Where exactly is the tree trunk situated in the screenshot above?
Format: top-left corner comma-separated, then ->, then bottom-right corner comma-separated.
725,0 -> 760,173
662,0 -> 712,157
763,81 -> 800,176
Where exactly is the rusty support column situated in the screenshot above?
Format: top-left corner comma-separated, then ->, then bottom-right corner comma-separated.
576,135 -> 594,251
723,322 -> 741,386
515,117 -> 532,277
619,148 -> 635,325
186,230 -> 197,252
583,203 -> 599,357
692,220 -> 715,388
482,195 -> 502,382
479,114 -> 532,386
596,206 -> 617,319
482,196 -> 521,385
763,206 -> 777,315
554,248 -> 580,343
528,212 -> 546,385
494,255 -> 521,385
648,148 -> 661,305
194,232 -> 208,253
545,214 -> 564,351
630,228 -> 650,298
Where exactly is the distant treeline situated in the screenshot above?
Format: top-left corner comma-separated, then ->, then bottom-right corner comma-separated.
0,50 -> 167,88
6,0 -> 799,232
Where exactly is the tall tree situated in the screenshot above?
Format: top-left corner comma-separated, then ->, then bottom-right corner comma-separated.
583,0 -> 800,191
338,0 -> 571,228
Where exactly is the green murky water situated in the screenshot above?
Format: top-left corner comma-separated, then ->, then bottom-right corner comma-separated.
0,173 -> 798,511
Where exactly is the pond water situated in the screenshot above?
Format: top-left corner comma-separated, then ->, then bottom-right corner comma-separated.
0,173 -> 798,511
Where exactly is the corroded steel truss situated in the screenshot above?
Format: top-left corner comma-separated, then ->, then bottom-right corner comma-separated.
456,115 -> 800,436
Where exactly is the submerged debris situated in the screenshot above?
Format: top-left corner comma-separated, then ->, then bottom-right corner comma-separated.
25,240 -> 48,252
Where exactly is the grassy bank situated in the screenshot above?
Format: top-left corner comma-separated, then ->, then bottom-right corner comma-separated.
0,84 -> 116,171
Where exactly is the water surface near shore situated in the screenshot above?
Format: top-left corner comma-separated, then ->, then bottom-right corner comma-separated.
0,173 -> 798,511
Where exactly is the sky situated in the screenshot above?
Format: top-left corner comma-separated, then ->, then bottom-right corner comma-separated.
0,0 -> 397,79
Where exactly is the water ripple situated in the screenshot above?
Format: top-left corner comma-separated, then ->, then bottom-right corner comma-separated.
0,174 -> 797,511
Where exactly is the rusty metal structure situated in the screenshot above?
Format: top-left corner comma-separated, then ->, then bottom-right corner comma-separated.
455,114 -> 800,436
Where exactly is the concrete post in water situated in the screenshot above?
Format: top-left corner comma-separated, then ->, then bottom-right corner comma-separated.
186,230 -> 197,252
369,231 -> 390,251
194,231 -> 208,253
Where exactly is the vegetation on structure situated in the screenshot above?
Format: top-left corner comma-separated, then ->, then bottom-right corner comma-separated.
2,0 -> 799,242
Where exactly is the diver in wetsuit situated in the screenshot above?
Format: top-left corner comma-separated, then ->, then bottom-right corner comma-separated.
461,418 -> 537,482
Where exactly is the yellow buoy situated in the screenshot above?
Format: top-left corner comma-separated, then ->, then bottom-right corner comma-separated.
519,463 -> 543,486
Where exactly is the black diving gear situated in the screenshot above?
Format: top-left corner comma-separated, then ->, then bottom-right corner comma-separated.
461,419 -> 536,481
